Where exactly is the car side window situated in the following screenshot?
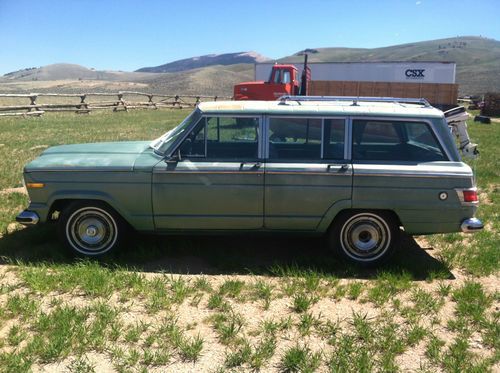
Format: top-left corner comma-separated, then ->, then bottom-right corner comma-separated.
352,119 -> 447,162
179,116 -> 259,159
179,118 -> 206,158
323,119 -> 345,160
268,117 -> 322,160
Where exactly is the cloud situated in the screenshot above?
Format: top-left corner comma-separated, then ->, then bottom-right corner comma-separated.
416,1 -> 422,5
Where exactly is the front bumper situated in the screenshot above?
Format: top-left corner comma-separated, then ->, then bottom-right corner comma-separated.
16,210 -> 40,225
461,218 -> 484,233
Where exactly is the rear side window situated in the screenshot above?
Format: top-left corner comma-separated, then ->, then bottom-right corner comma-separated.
352,120 -> 447,162
268,117 -> 322,160
324,119 -> 345,160
268,117 -> 345,161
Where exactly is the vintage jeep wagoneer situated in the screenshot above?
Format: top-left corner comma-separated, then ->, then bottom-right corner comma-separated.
17,96 -> 483,266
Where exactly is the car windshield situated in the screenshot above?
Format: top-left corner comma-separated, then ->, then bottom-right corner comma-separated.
149,109 -> 201,154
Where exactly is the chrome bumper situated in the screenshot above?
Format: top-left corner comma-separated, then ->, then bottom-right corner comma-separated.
16,210 -> 40,225
461,218 -> 483,233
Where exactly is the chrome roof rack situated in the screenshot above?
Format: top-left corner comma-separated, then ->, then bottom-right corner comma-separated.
278,95 -> 432,107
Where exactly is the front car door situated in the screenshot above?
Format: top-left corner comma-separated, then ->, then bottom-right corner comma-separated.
264,116 -> 353,230
152,115 -> 264,230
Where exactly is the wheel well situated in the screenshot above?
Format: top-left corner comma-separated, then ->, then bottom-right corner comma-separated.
49,199 -> 121,221
328,209 -> 403,232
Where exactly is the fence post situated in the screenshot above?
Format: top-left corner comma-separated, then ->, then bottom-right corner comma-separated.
77,94 -> 90,114
147,94 -> 157,109
29,94 -> 38,112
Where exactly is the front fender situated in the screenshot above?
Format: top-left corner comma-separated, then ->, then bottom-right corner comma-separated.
43,190 -> 153,231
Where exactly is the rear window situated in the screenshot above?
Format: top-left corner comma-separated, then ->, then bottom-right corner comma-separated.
267,117 -> 345,161
352,120 -> 447,162
268,117 -> 322,160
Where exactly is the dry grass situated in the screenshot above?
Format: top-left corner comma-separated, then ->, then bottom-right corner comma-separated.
0,265 -> 498,372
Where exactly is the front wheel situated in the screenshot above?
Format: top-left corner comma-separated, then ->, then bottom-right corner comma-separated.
329,211 -> 399,267
58,201 -> 125,256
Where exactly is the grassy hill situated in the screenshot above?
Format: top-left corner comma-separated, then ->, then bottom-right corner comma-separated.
0,37 -> 498,96
0,63 -> 158,82
144,63 -> 254,96
136,52 -> 269,73
279,36 -> 500,95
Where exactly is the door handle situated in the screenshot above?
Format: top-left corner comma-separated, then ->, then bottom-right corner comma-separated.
327,164 -> 350,172
240,162 -> 261,169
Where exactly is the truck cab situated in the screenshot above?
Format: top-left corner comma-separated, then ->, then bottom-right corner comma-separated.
234,64 -> 302,100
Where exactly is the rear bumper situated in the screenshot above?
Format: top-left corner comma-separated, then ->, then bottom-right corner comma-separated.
16,210 -> 40,225
461,217 -> 483,233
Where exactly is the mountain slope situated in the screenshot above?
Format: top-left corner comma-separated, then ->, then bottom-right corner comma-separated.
279,36 -> 500,95
0,63 -> 159,82
143,64 -> 254,96
136,52 -> 269,73
1,37 -> 498,95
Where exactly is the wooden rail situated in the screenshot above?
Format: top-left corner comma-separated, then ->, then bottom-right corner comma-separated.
0,92 -> 232,117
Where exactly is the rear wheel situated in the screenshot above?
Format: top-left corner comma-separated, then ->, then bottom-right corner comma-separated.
330,211 -> 399,266
58,201 -> 124,256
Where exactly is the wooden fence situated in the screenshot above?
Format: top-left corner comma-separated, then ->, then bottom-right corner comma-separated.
0,91 -> 232,117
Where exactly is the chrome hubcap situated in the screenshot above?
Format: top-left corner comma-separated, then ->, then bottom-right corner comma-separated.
340,213 -> 391,261
66,207 -> 117,254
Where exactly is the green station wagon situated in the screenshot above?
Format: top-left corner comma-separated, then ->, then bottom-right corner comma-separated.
16,96 -> 483,266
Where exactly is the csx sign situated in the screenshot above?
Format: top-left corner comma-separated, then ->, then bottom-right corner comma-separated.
405,69 -> 425,79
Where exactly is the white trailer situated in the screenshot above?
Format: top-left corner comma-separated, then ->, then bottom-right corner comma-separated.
255,61 -> 456,84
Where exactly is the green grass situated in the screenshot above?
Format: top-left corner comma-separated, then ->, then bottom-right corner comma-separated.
280,344 -> 322,373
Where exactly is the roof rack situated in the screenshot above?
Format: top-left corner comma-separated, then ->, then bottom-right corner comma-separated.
278,95 -> 432,107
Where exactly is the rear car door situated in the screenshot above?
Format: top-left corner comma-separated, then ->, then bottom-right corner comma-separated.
350,117 -> 469,234
152,115 -> 264,230
264,116 -> 353,230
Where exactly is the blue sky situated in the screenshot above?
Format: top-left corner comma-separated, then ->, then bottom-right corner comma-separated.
0,0 -> 499,74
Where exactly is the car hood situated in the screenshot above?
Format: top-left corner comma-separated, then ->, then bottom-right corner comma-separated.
25,141 -> 152,172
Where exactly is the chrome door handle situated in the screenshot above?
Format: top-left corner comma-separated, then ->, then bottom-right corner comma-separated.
240,162 -> 261,169
327,164 -> 349,172
340,164 -> 349,171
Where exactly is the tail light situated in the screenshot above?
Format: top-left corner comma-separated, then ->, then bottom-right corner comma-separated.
456,188 -> 479,205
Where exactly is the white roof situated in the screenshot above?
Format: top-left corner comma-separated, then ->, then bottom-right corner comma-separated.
198,99 -> 445,118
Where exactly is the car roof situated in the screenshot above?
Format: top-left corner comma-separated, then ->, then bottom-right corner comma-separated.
198,99 -> 445,118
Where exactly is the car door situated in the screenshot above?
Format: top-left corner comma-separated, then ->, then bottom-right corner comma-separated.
264,116 -> 353,230
152,115 -> 264,230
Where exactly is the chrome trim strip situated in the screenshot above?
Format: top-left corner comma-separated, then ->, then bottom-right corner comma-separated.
153,170 -> 263,175
461,218 -> 483,233
266,171 -> 352,176
16,210 -> 40,225
25,167 -> 131,172
346,117 -> 352,160
355,172 -> 471,178
320,119 -> 325,159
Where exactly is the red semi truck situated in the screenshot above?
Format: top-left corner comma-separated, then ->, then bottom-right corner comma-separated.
234,55 -> 310,100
